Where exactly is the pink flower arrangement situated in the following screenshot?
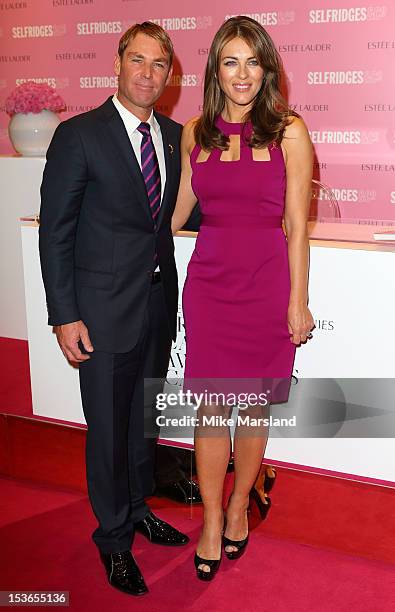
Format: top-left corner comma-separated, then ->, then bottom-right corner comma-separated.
5,81 -> 66,116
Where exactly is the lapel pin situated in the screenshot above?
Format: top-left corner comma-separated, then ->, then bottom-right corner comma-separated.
168,143 -> 174,155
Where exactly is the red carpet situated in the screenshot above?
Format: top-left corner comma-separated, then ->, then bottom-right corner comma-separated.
1,477 -> 394,611
1,337 -> 395,609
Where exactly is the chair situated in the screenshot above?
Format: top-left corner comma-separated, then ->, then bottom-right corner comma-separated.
309,179 -> 341,221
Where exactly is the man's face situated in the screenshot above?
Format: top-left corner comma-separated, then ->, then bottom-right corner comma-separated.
114,32 -> 173,119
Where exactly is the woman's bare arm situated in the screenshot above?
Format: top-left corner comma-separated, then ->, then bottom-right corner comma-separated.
282,116 -> 315,344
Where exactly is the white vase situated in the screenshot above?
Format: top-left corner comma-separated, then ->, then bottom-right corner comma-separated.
8,110 -> 60,157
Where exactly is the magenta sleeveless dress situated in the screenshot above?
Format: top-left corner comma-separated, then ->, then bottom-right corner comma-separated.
182,116 -> 296,399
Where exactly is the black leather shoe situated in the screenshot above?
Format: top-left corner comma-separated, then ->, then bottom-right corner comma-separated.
155,478 -> 202,504
135,511 -> 190,546
100,550 -> 148,596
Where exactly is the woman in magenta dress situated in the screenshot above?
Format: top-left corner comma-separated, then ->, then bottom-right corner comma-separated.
172,16 -> 314,580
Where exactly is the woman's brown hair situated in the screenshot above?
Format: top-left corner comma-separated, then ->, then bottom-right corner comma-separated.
195,16 -> 297,150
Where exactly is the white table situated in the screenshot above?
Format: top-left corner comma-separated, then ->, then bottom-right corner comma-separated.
20,223 -> 395,484
0,157 -> 45,339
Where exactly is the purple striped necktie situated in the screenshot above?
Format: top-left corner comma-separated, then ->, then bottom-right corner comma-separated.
137,122 -> 161,225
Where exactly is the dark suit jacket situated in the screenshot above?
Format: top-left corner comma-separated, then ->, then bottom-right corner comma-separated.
182,202 -> 201,232
39,96 -> 181,353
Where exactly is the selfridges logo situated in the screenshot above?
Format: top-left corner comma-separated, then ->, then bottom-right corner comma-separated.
310,130 -> 381,145
225,11 -> 295,26
169,307 -> 186,378
279,43 -> 332,52
169,74 -> 199,87
12,24 -> 67,37
16,77 -> 58,87
307,70 -> 383,85
290,103 -> 329,112
0,2 -> 27,9
313,185 -> 376,203
56,51 -> 96,61
150,16 -> 212,31
0,54 -> 30,62
80,76 -> 118,88
309,7 -> 387,23
76,21 -> 122,35
310,130 -> 361,144
12,24 -> 62,38
53,0 -> 93,6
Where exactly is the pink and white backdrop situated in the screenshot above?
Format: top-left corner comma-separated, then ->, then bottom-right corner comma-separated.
0,0 -> 394,220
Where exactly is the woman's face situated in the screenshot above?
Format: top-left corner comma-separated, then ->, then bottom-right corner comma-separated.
218,37 -> 265,109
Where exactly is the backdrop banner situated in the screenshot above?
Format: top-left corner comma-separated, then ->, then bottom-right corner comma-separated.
0,1 -> 394,219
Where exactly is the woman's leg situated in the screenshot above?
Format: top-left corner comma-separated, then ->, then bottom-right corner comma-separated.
224,405 -> 270,553
194,404 -> 231,572
266,465 -> 276,478
252,463 -> 272,506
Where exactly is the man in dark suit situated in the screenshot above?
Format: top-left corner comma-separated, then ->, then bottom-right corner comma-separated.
39,23 -> 189,596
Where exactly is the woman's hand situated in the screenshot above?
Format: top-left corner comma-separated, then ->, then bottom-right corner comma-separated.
287,301 -> 315,345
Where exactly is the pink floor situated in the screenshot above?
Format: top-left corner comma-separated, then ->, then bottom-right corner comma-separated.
1,477 -> 395,612
1,337 -> 395,610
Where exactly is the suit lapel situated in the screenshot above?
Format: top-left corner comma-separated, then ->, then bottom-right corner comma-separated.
98,97 -> 153,225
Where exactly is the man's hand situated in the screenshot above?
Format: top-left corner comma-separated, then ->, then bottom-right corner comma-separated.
54,320 -> 94,363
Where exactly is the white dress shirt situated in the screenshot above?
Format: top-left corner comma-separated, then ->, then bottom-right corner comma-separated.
112,94 -> 166,201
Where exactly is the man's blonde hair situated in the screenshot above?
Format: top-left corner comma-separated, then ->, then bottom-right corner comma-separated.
118,22 -> 174,65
